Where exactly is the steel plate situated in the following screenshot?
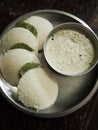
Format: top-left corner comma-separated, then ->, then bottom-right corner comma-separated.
0,9 -> 98,118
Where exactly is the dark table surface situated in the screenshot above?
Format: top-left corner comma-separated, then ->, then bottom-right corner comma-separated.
0,0 -> 98,130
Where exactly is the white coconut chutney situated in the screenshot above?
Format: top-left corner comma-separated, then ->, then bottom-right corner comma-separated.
46,29 -> 94,75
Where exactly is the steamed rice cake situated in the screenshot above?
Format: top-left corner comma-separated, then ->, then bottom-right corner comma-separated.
2,27 -> 38,52
0,49 -> 40,85
25,16 -> 53,50
18,68 -> 58,111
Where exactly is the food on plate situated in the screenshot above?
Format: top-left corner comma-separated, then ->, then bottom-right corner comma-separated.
45,29 -> 94,75
2,27 -> 38,52
25,16 -> 53,50
0,49 -> 40,85
18,67 -> 58,111
0,15 -> 58,111
16,21 -> 38,37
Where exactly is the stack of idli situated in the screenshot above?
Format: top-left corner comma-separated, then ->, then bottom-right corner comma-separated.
0,16 -> 58,111
2,16 -> 53,52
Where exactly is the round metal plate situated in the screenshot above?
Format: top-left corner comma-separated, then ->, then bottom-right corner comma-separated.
0,9 -> 98,118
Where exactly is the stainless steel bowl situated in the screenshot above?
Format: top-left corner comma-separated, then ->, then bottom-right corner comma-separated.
44,22 -> 98,76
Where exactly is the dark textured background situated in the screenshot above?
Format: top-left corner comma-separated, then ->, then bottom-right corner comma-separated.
0,0 -> 98,130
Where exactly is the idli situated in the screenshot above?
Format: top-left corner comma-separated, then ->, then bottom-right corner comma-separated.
2,27 -> 38,52
18,68 -> 58,111
0,49 -> 40,85
25,16 -> 53,50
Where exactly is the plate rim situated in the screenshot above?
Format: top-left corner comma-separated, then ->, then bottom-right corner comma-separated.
0,9 -> 98,118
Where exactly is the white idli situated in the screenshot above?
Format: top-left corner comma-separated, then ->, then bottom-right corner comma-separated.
0,49 -> 40,85
18,68 -> 58,111
3,27 -> 38,52
25,16 -> 53,50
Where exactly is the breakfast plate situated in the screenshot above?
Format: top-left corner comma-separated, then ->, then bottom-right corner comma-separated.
0,9 -> 98,118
